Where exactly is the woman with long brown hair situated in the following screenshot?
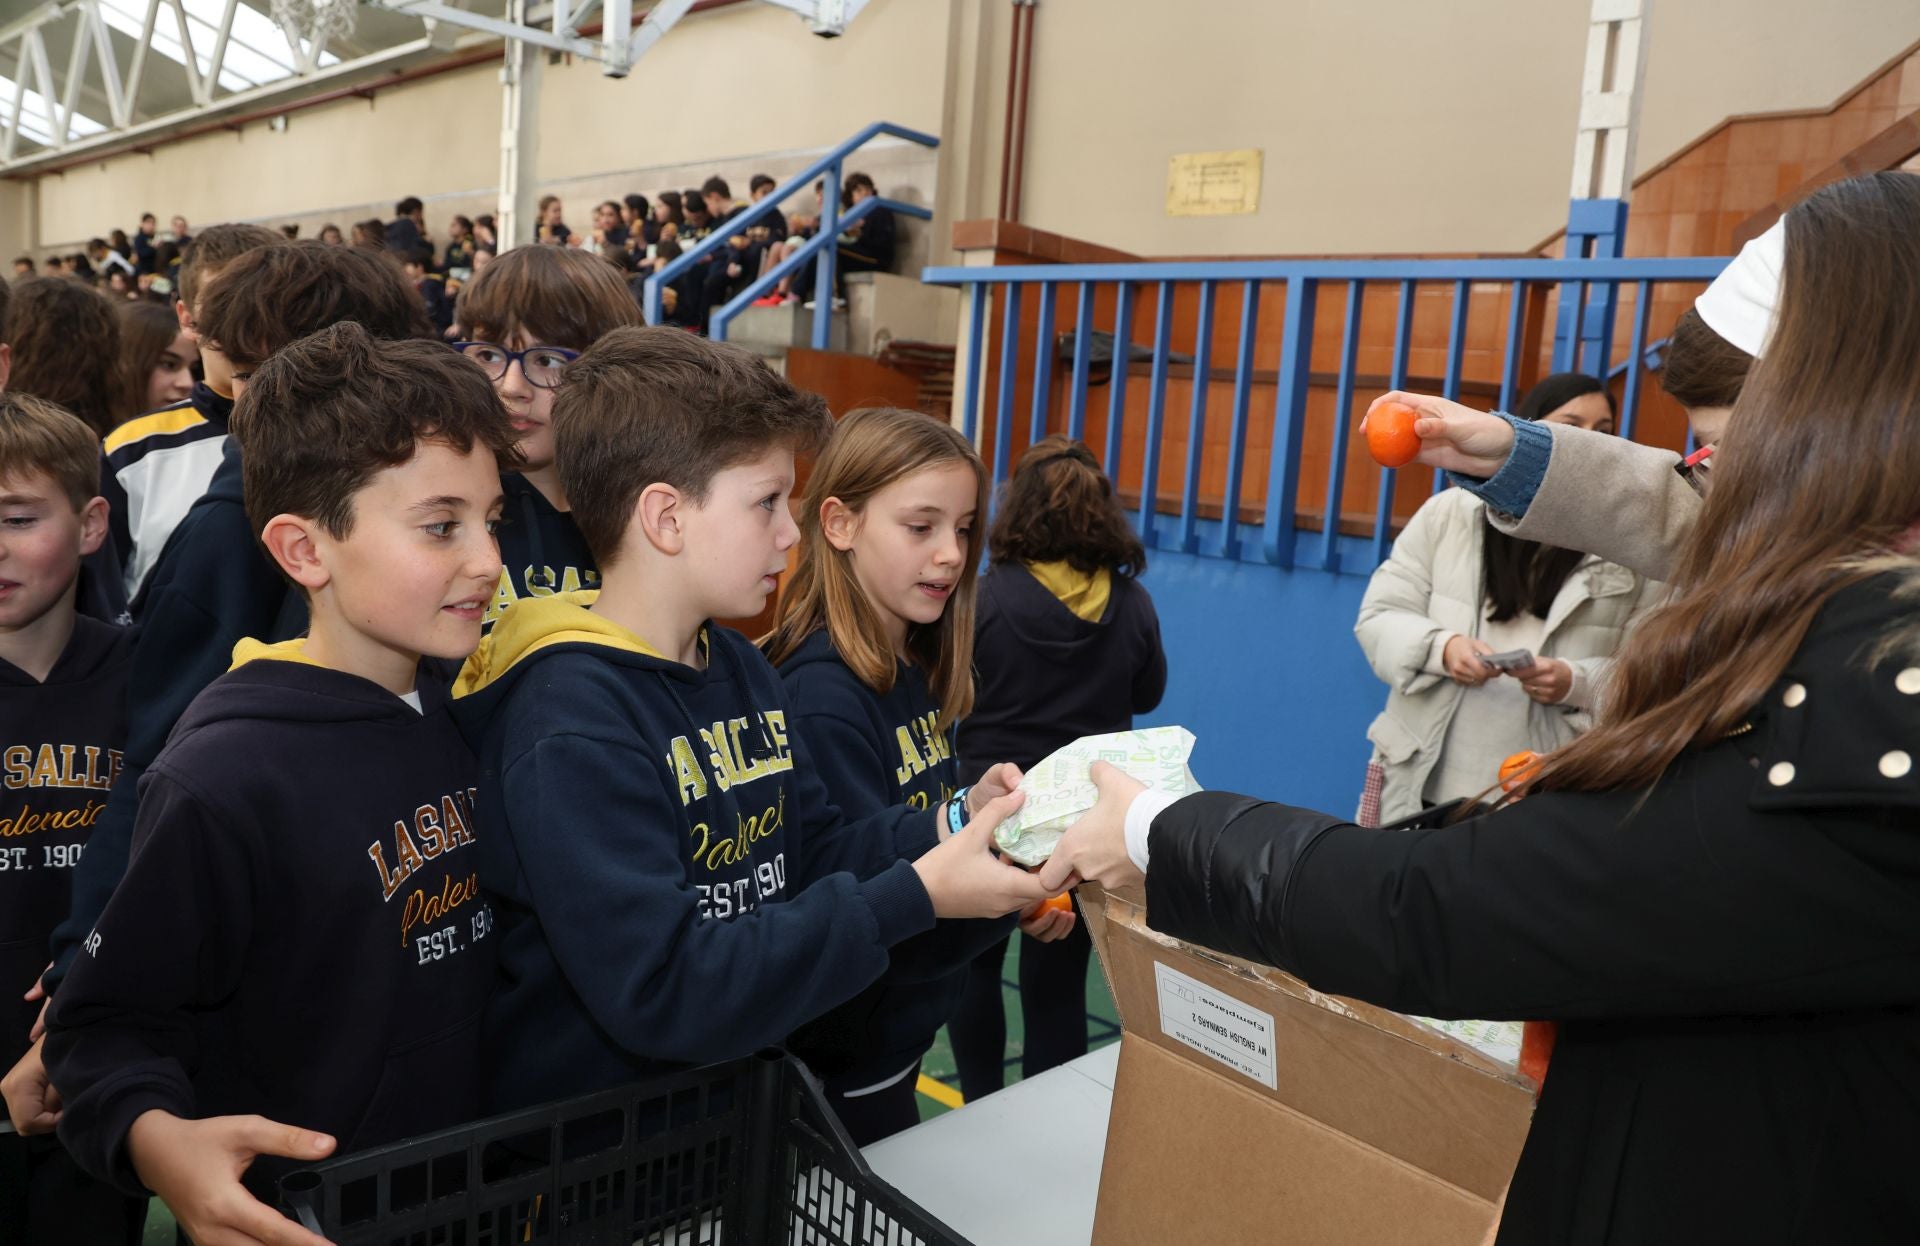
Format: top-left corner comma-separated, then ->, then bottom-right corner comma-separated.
1354,373 -> 1658,826
1043,171 -> 1920,1241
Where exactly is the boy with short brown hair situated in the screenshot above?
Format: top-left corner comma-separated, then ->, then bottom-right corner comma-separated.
454,327 -> 1048,1111
0,393 -> 146,1245
46,324 -> 519,1246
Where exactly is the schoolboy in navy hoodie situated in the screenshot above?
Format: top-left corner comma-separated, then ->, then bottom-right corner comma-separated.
447,246 -> 641,631
43,325 -> 519,1246
0,395 -> 146,1246
100,222 -> 286,602
41,244 -> 437,1014
453,327 -> 1051,1111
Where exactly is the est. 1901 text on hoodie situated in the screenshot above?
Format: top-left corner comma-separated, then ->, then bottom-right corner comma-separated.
775,629 -> 1015,1085
45,643 -> 494,1198
0,616 -> 132,1074
452,592 -> 941,1111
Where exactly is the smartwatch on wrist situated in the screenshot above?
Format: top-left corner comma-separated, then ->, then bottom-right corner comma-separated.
945,786 -> 972,837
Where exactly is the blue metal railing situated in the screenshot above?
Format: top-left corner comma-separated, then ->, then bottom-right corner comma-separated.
644,120 -> 939,347
921,255 -> 1730,574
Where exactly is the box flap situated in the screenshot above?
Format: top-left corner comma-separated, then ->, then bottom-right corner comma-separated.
1093,1037 -> 1501,1246
1083,885 -> 1533,1202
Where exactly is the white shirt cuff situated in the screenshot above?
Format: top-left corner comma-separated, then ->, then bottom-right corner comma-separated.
1123,789 -> 1181,873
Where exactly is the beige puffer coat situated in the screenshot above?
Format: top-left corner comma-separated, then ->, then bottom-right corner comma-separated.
1355,487 -> 1661,823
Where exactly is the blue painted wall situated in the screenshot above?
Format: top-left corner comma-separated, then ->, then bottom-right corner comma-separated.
1132,548 -> 1381,817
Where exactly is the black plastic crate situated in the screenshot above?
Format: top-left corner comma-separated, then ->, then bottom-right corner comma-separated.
278,1051 -> 969,1246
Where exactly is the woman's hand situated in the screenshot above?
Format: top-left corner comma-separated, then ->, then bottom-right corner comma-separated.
127,1110 -> 336,1246
1511,657 -> 1573,705
968,763 -> 1024,818
1039,762 -> 1145,893
1364,392 -> 1516,478
1442,635 -> 1497,686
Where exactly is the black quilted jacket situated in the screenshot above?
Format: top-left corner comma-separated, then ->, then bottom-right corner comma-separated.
1144,571 -> 1920,1245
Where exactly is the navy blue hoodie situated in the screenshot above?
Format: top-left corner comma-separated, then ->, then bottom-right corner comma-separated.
44,441 -> 306,995
0,616 -> 131,1074
775,629 -> 1013,1082
451,592 -> 939,1111
45,643 -> 491,1197
484,473 -> 599,633
958,562 -> 1166,783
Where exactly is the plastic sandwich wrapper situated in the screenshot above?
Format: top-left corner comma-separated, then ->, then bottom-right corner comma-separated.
992,726 -> 1201,867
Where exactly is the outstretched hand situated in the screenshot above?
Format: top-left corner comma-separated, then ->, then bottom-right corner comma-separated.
1363,392 -> 1515,478
1038,762 -> 1146,893
1018,899 -> 1077,942
913,791 -> 1056,919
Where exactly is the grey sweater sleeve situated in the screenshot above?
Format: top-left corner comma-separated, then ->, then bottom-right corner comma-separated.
1485,424 -> 1699,582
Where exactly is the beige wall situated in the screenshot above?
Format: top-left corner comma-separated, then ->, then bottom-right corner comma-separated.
1636,0 -> 1920,178
12,0 -> 1920,262
24,0 -> 953,254
34,67 -> 499,246
0,181 -> 32,263
1012,0 -> 1920,257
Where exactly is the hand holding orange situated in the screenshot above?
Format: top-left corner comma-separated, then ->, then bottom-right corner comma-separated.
1365,401 -> 1423,468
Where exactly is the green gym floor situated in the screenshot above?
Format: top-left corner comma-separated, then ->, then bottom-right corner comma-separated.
141,938 -> 1120,1242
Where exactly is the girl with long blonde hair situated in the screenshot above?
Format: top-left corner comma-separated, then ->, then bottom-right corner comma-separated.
765,407 -> 1072,1143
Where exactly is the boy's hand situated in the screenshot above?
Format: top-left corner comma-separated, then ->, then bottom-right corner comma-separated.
127,1110 -> 336,1246
2,1037 -> 61,1134
913,792 -> 1054,919
1018,900 -> 1076,942
25,961 -> 49,1041
967,762 -> 1024,817
1039,762 -> 1145,893
1363,391 -> 1515,478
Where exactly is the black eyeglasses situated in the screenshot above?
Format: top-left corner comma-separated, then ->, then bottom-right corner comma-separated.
453,342 -> 581,389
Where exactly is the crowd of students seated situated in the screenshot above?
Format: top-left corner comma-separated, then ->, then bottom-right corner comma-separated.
7,169 -> 900,418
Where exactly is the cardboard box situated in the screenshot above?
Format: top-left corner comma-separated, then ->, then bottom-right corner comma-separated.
1082,885 -> 1536,1246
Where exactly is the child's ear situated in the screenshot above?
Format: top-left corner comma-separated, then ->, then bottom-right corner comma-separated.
637,483 -> 684,555
0,342 -> 10,390
819,497 -> 859,552
260,514 -> 330,591
77,497 -> 109,557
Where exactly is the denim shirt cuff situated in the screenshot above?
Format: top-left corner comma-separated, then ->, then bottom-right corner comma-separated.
1447,413 -> 1551,518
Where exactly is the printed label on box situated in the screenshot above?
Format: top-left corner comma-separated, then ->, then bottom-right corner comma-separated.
1153,960 -> 1277,1089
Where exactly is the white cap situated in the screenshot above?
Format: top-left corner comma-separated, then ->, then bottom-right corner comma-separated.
1693,217 -> 1785,358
